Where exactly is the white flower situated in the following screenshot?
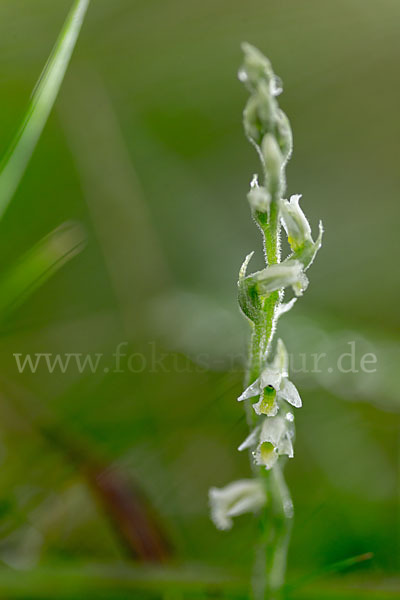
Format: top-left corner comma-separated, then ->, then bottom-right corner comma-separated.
280,196 -> 323,270
247,184 -> 271,213
280,195 -> 312,251
237,339 -> 301,416
209,479 -> 266,530
238,414 -> 295,470
252,261 -> 308,297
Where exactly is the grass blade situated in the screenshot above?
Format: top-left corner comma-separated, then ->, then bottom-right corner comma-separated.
286,552 -> 374,594
0,221 -> 86,318
0,0 -> 90,220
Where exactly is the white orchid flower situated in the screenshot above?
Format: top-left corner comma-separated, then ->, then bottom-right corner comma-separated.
238,339 -> 301,416
209,479 -> 266,530
238,413 -> 295,470
251,261 -> 309,297
280,195 -> 312,251
280,195 -> 324,271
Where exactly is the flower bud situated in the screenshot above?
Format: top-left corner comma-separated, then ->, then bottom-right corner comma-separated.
275,109 -> 293,164
247,184 -> 271,213
239,42 -> 273,92
209,479 -> 266,530
256,79 -> 275,131
243,94 -> 262,145
243,82 -> 277,146
261,134 -> 283,194
280,195 -> 312,251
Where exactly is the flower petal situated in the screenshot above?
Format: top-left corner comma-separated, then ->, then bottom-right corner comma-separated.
279,378 -> 302,408
271,338 -> 289,377
278,433 -> 294,459
238,378 -> 262,401
259,367 -> 282,390
276,297 -> 297,318
238,426 -> 260,451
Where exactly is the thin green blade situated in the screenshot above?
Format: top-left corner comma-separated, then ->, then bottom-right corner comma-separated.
0,0 -> 90,220
0,221 -> 86,318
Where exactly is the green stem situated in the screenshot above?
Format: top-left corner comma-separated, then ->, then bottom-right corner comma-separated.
267,465 -> 293,593
248,321 -> 264,386
254,465 -> 293,600
263,200 -> 280,266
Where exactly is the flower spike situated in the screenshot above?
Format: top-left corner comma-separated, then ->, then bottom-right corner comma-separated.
210,44 -> 323,599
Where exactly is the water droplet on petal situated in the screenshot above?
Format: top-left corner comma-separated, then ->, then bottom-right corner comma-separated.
270,75 -> 283,96
286,412 -> 294,422
238,68 -> 248,83
250,173 -> 259,188
284,499 -> 294,518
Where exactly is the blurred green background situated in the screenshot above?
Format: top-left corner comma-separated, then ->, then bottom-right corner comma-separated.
0,0 -> 399,598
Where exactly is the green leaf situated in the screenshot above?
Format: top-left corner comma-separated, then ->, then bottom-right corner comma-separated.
0,0 -> 90,220
0,221 -> 86,318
